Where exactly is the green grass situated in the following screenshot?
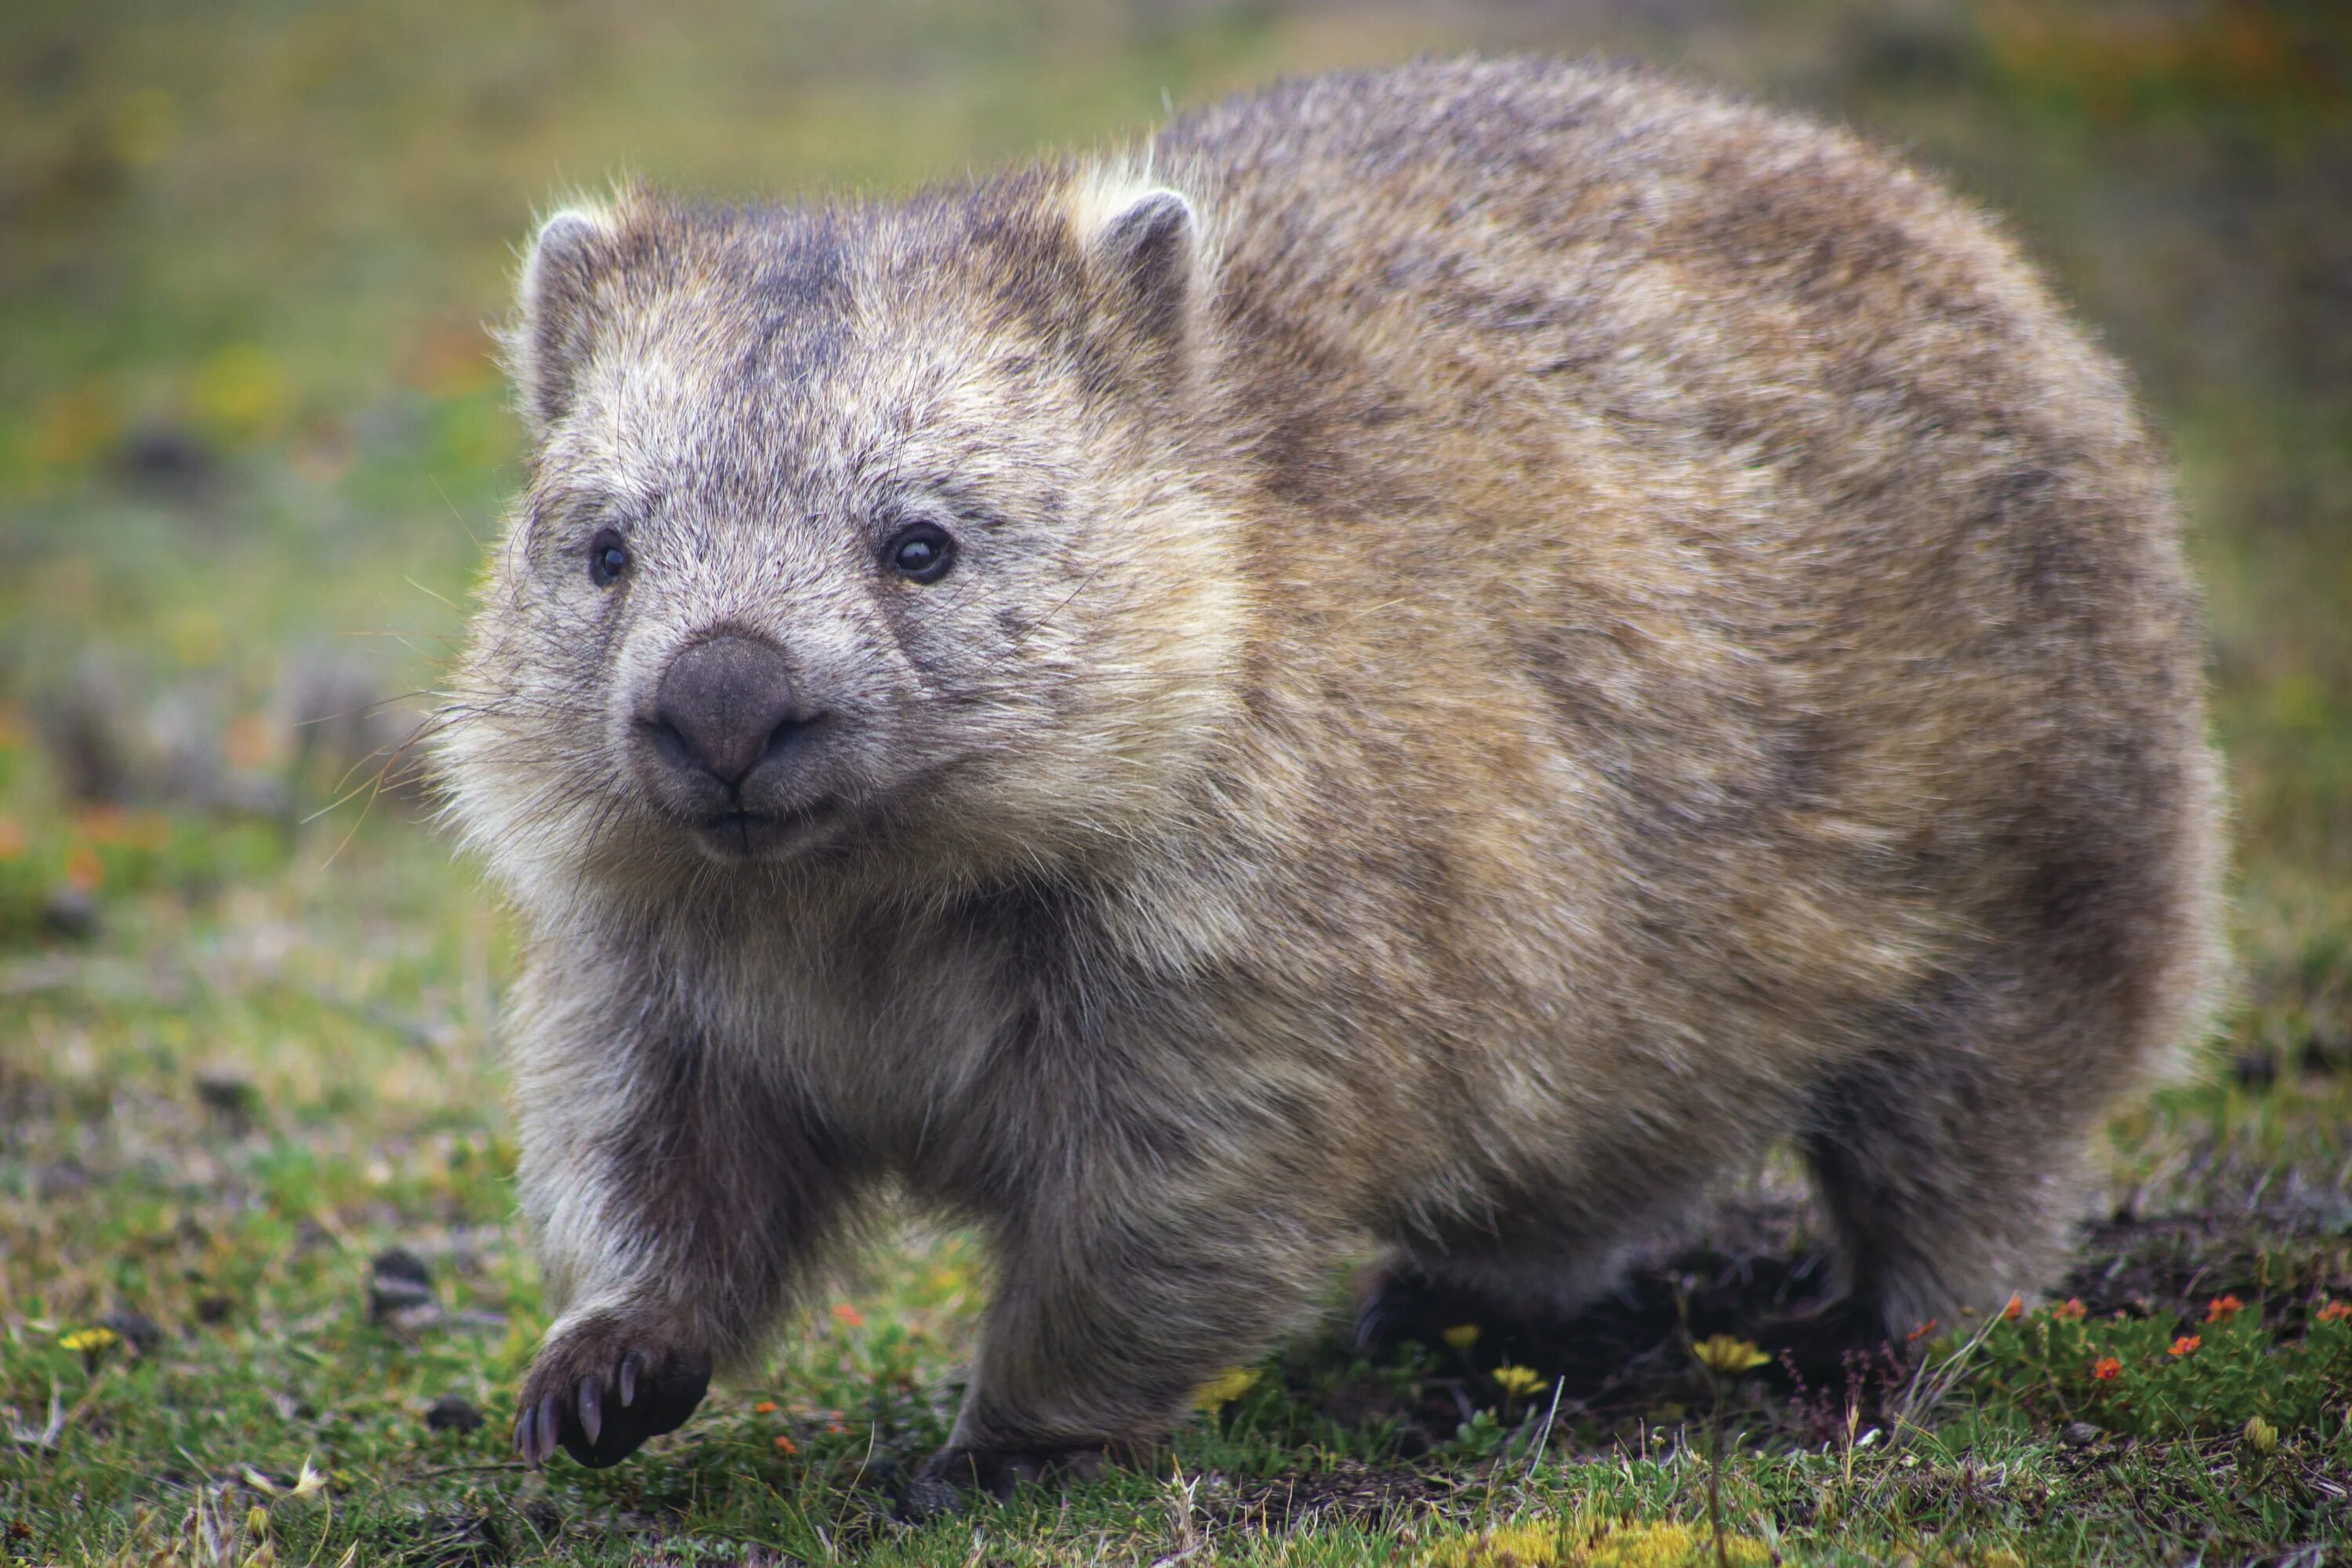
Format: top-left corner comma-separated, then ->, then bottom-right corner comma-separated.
5,2 -> 2351,1563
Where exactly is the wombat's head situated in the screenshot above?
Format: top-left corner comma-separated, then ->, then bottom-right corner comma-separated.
439,173 -> 1246,908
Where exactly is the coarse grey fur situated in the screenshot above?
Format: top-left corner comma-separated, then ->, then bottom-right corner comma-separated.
437,56 -> 2227,1485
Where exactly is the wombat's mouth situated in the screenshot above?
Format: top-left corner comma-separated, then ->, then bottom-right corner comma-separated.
691,801 -> 840,861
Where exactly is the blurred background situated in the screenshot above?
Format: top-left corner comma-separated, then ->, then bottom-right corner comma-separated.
4,0 -> 2349,938
2,0 -> 2348,1394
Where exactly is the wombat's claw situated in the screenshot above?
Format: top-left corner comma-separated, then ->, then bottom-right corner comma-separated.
577,1370 -> 604,1444
514,1336 -> 710,1468
1352,1276 -> 1416,1352
1352,1263 -> 1494,1354
902,1442 -> 1108,1516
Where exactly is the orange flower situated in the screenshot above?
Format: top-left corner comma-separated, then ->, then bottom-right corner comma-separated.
77,804 -> 129,842
830,1304 -> 865,1329
772,1434 -> 797,1454
2052,1299 -> 2087,1321
2001,1294 -> 2025,1321
223,712 -> 278,771
2091,1356 -> 2122,1380
753,1400 -> 777,1415
2168,1334 -> 2200,1357
78,805 -> 167,849
2318,1301 -> 2352,1323
1905,1318 -> 1940,1343
64,842 -> 103,891
2205,1295 -> 2243,1323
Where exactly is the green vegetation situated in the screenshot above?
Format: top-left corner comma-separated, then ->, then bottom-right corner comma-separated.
4,2 -> 2348,1563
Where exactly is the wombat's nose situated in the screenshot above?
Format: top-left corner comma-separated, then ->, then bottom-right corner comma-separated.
648,635 -> 819,789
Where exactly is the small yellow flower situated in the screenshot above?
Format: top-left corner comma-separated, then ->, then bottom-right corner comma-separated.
287,1460 -> 328,1499
58,1327 -> 119,1356
1691,1334 -> 1769,1375
1191,1366 -> 1261,1410
2244,1414 -> 2279,1455
1441,1323 -> 1481,1352
1492,1363 -> 1546,1399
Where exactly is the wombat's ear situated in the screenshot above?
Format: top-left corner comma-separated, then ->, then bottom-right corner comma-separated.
1080,183 -> 1200,350
512,206 -> 615,437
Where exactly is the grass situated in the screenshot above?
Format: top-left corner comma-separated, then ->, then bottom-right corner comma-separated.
4,1 -> 2350,1563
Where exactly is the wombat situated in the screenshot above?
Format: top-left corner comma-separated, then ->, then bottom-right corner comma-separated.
439,56 -> 2225,1487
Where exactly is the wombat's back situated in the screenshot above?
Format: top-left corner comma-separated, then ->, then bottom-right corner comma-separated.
1163,56 -> 2219,1047
1147,60 -> 2223,1334
1171,58 -> 2199,694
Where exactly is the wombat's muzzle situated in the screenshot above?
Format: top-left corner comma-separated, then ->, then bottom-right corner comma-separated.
633,634 -> 832,840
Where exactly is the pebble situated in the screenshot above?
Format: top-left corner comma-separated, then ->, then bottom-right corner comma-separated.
425,1395 -> 484,1434
98,1309 -> 162,1356
40,887 -> 99,942
368,1247 -> 443,1330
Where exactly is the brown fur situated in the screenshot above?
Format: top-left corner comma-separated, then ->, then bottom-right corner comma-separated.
439,57 -> 2227,1477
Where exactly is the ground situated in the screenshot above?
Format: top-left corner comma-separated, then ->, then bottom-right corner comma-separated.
3,2 -> 2350,1563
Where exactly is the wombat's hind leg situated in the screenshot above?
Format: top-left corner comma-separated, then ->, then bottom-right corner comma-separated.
1352,1259 -> 1488,1353
1801,1030 -> 2089,1344
905,1441 -> 1111,1518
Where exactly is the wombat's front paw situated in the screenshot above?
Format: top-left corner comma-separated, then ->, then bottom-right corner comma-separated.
513,1316 -> 711,1468
902,1442 -> 1109,1516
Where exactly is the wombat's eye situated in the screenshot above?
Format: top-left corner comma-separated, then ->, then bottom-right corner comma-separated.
587,529 -> 630,588
885,521 -> 956,584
